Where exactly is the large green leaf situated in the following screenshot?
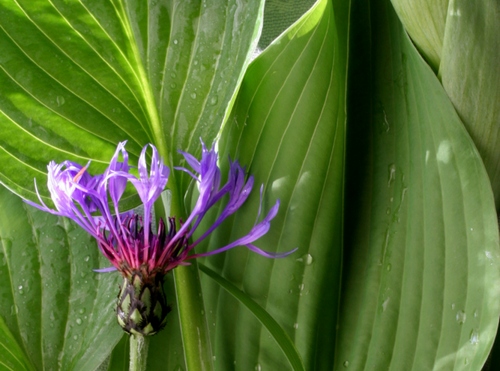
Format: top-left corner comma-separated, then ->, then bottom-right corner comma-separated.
390,0 -> 448,71
0,2 -> 268,369
196,0 -> 347,369
391,0 -> 500,210
0,315 -> 34,371
199,264 -> 304,371
0,185 -> 123,370
0,0 -> 264,203
439,1 -> 500,210
336,0 -> 500,369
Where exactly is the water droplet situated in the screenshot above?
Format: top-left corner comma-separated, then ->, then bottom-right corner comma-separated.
190,92 -> 197,99
299,284 -> 305,291
79,308 -> 86,314
293,323 -> 299,329
84,256 -> 90,262
343,361 -> 349,368
451,303 -> 456,310
386,264 -> 392,272
170,83 -> 177,89
386,207 -> 391,215
296,253 -> 313,265
73,335 -> 78,340
464,358 -> 469,365
11,305 -> 18,315
173,39 -> 178,45
18,285 -> 23,290
194,60 -> 199,65
387,164 -> 396,187
400,187 -> 408,204
382,297 -> 390,312
210,96 -> 218,105
56,96 -> 65,106
255,364 -> 261,371
456,310 -> 466,324
485,251 -> 493,265
474,309 -> 478,318
469,329 -> 479,345
76,318 -> 82,325
288,289 -> 293,294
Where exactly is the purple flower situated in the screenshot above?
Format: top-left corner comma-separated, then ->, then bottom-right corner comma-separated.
26,141 -> 296,335
26,140 -> 295,277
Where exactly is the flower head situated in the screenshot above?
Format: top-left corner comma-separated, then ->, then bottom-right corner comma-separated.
26,140 -> 296,335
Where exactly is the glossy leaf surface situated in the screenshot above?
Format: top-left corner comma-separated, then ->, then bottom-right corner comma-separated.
197,0 -> 346,369
336,1 -> 500,369
0,185 -> 123,370
0,0 -> 264,203
391,0 -> 500,210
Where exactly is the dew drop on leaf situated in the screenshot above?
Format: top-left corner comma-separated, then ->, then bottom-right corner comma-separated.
387,164 -> 396,187
470,329 -> 479,345
382,297 -> 390,312
456,310 -> 466,324
297,254 -> 314,265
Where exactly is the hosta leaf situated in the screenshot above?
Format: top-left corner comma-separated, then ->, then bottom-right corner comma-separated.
0,315 -> 34,371
439,0 -> 500,210
391,0 -> 500,210
390,0 -> 448,70
0,2 -> 267,368
0,0 -> 265,204
336,1 -> 500,369
105,335 -> 128,371
199,263 -> 304,371
196,0 -> 347,369
0,185 -> 123,370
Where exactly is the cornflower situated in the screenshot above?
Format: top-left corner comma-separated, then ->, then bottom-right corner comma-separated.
26,141 -> 295,335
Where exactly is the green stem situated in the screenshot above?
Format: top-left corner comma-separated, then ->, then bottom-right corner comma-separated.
129,335 -> 149,371
155,178 -> 214,371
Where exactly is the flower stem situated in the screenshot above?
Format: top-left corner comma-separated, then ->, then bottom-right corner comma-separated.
129,334 -> 149,371
157,180 -> 214,371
